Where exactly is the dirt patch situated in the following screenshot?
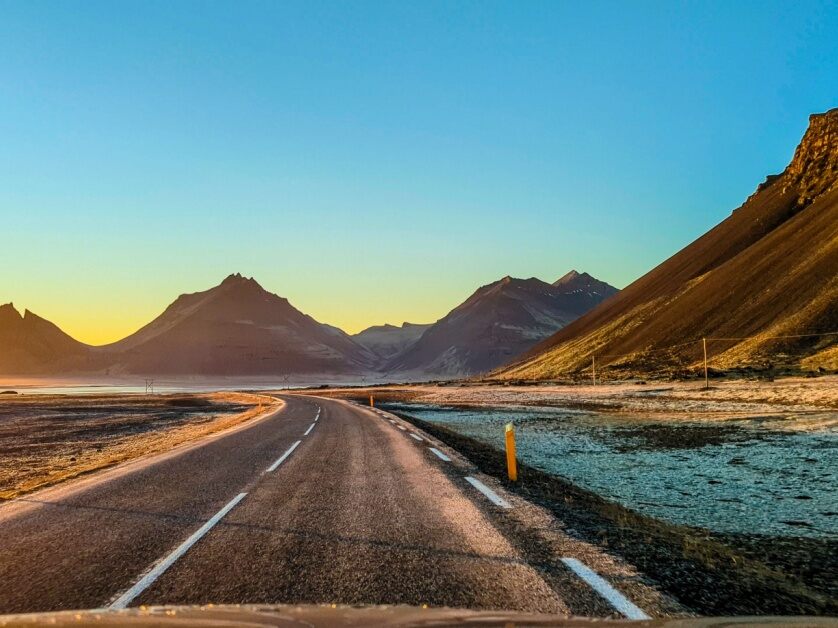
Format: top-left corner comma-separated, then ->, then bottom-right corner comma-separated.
609,424 -> 763,451
0,392 -> 279,500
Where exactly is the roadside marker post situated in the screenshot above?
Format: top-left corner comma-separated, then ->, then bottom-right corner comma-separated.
703,338 -> 709,390
505,423 -> 518,482
592,356 -> 596,386
369,394 -> 375,407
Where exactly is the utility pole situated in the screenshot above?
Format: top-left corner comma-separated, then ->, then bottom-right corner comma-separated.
592,355 -> 596,386
703,338 -> 709,390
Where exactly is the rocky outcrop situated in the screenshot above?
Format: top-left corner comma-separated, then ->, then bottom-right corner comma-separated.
782,109 -> 838,206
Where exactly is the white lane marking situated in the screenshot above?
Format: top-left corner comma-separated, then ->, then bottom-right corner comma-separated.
397,425 -> 406,431
304,422 -> 316,436
409,433 -> 423,441
109,492 -> 247,609
266,441 -> 301,472
560,558 -> 650,620
389,420 -> 397,424
465,476 -> 511,509
428,447 -> 451,462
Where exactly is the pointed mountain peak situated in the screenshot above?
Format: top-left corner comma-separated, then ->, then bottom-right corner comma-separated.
215,274 -> 272,299
0,302 -> 21,315
221,272 -> 258,286
552,270 -> 618,296
21,309 -> 51,323
0,302 -> 23,324
554,270 -> 582,286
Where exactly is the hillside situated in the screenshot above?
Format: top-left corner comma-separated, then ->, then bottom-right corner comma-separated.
386,273 -> 617,378
496,109 -> 838,379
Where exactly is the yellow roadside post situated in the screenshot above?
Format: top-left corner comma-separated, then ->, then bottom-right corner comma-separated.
369,394 -> 375,407
505,423 -> 518,482
703,338 -> 709,390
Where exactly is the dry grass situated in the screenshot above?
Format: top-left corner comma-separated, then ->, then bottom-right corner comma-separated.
0,392 -> 280,500
298,376 -> 838,427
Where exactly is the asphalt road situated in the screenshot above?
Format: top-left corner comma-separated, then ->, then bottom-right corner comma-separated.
0,396 -> 648,617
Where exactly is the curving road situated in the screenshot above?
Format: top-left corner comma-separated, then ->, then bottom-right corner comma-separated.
0,396 -> 650,618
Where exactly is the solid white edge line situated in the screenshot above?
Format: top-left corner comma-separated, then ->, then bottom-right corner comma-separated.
109,492 -> 247,609
409,433 -> 423,441
266,440 -> 302,472
304,422 -> 316,436
560,557 -> 650,620
428,447 -> 451,462
465,476 -> 511,508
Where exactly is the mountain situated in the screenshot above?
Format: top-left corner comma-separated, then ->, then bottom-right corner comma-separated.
94,274 -> 377,376
385,274 -> 617,378
353,322 -> 432,361
0,304 -> 90,375
496,109 -> 838,379
552,270 -> 619,313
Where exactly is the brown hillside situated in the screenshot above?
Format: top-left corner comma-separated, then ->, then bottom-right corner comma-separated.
496,109 -> 838,379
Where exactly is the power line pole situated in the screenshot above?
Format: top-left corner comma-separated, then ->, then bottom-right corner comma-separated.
703,338 -> 709,390
592,355 -> 596,386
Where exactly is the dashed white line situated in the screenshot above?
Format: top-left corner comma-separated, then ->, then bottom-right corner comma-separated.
428,447 -> 451,462
266,440 -> 301,472
397,425 -> 406,431
409,433 -> 423,441
304,422 -> 316,436
109,492 -> 247,609
560,557 -> 650,620
465,476 -> 511,508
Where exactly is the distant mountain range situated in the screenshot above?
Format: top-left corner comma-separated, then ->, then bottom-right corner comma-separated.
495,108 -> 838,379
0,270 -> 615,379
353,323 -> 432,361
384,272 -> 617,377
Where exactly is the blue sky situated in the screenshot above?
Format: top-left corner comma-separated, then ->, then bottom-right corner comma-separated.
1,1 -> 836,342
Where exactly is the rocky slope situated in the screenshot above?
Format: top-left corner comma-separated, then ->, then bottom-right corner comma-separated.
385,273 -> 617,378
495,109 -> 838,379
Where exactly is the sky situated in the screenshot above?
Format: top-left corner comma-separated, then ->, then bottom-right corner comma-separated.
1,1 -> 836,344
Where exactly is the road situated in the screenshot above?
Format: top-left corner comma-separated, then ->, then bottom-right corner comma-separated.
0,396 -> 650,618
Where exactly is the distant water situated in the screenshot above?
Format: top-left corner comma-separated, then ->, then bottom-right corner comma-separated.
1,381 -> 371,395
383,402 -> 838,539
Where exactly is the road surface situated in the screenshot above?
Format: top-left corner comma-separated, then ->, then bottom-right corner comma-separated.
0,396 -> 651,618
